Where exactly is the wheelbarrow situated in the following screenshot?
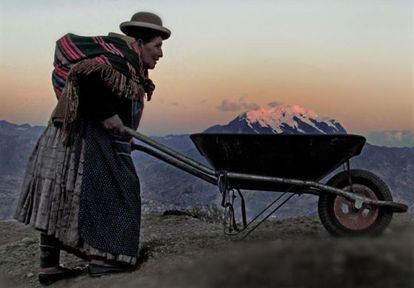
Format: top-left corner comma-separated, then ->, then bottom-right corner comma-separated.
126,127 -> 408,238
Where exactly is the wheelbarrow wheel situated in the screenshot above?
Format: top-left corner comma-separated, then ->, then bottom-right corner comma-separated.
318,169 -> 393,237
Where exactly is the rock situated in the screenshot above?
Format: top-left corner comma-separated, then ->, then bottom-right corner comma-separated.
20,237 -> 36,246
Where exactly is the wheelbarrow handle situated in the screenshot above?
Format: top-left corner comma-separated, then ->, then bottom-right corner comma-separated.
124,127 -> 217,178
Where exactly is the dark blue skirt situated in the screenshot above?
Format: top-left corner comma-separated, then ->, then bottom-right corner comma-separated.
79,120 -> 141,258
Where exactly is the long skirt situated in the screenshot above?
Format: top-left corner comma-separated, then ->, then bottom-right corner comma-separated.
14,119 -> 141,265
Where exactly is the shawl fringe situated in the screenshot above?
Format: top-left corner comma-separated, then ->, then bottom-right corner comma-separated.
56,59 -> 146,145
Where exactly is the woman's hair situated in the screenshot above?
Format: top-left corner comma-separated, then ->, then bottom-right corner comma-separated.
134,30 -> 162,43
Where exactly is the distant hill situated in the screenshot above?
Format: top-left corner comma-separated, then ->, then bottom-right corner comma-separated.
0,120 -> 44,176
367,130 -> 414,147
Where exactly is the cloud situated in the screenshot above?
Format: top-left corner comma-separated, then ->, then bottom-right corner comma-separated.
242,102 -> 259,110
217,98 -> 259,112
267,101 -> 282,107
367,130 -> 414,147
217,99 -> 242,111
239,93 -> 248,101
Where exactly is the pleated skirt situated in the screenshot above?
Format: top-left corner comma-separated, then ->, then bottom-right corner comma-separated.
14,121 -> 139,265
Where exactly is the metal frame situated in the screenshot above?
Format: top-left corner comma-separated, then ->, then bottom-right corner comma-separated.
126,127 -> 408,214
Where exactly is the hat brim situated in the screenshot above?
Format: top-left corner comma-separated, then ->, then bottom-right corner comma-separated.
120,21 -> 171,40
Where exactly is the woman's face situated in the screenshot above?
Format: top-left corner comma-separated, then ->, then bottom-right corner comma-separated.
140,36 -> 163,70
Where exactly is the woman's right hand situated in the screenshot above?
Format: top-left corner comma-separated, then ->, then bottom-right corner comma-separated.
101,114 -> 125,135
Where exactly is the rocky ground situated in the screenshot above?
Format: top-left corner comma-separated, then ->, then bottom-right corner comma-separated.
0,213 -> 413,288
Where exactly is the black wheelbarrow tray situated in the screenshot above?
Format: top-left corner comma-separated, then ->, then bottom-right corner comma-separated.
126,128 -> 408,237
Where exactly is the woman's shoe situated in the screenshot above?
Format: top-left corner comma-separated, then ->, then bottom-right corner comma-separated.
38,266 -> 84,285
88,263 -> 135,277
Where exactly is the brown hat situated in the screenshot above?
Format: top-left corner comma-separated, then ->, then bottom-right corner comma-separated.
120,12 -> 171,40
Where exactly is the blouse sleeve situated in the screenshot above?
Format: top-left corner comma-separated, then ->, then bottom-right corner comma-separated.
78,70 -> 119,121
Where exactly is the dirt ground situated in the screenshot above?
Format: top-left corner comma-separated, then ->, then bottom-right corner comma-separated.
0,213 -> 413,288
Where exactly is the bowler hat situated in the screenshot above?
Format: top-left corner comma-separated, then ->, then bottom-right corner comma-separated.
120,12 -> 171,40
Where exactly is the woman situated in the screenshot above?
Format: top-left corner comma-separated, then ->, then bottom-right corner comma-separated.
14,12 -> 170,285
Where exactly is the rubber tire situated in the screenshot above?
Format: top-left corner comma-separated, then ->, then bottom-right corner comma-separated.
318,169 -> 393,237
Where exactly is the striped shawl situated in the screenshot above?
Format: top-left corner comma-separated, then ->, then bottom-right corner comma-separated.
51,33 -> 153,144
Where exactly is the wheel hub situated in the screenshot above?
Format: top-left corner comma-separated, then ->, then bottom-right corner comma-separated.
333,184 -> 379,230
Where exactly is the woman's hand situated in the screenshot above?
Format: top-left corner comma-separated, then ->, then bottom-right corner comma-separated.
101,114 -> 125,135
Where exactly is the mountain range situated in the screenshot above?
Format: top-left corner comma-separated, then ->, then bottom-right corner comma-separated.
367,130 -> 414,147
0,105 -> 413,220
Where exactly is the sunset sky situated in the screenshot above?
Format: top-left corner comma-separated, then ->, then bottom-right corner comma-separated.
1,0 -> 413,136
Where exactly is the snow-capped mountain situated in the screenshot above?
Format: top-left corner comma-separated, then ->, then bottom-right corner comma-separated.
204,104 -> 347,134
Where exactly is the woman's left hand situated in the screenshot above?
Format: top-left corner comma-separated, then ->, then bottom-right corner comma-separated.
101,114 -> 125,135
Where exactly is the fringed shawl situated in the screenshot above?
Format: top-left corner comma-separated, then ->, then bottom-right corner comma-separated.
51,33 -> 152,144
